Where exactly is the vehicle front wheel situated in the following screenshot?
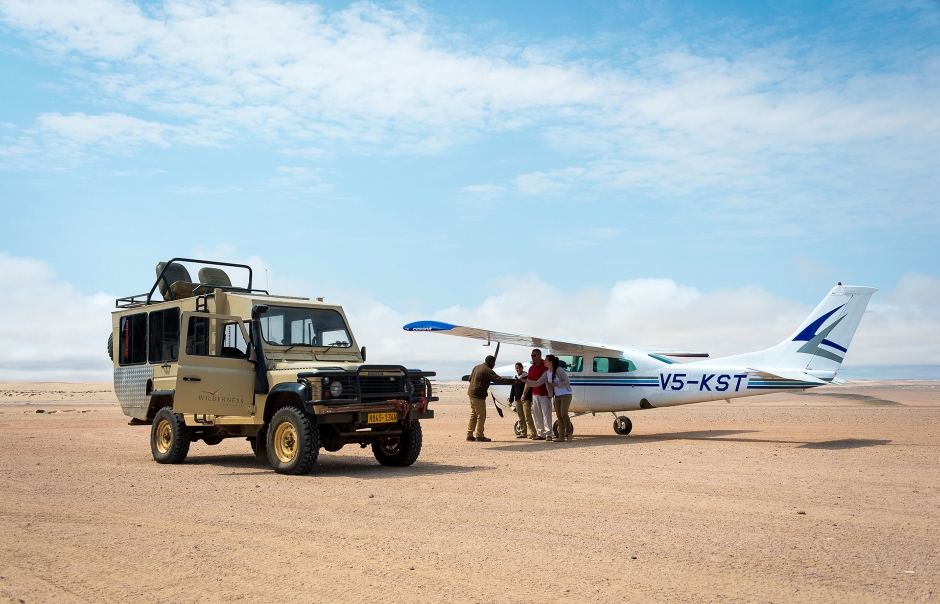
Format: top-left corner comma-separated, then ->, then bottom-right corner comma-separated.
267,407 -> 319,475
372,421 -> 423,467
151,406 -> 191,464
613,416 -> 632,435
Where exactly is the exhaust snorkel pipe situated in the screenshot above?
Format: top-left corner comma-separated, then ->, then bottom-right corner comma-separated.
251,304 -> 270,394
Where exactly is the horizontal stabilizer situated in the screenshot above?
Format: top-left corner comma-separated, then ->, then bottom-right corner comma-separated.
747,367 -> 827,385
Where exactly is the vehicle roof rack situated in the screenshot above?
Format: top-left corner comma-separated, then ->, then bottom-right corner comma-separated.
115,258 -> 270,309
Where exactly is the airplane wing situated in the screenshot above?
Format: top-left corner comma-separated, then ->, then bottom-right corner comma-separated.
402,320 -> 708,358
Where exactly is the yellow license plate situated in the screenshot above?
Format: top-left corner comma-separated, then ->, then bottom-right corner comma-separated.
367,412 -> 398,424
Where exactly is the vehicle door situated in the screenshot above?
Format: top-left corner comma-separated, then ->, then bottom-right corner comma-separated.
173,311 -> 255,417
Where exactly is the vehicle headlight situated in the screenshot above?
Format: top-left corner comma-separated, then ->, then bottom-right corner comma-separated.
330,381 -> 343,397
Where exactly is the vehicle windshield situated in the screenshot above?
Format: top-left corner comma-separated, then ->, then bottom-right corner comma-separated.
259,306 -> 353,348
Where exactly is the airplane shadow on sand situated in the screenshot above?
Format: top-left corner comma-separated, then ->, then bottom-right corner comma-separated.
487,430 -> 892,451
183,453 -> 493,478
798,438 -> 891,450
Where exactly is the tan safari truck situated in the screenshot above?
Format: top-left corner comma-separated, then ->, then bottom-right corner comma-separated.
109,258 -> 436,475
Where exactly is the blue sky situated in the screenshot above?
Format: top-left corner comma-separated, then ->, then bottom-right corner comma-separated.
0,0 -> 938,380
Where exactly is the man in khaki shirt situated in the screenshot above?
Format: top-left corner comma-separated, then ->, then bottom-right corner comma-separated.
467,355 -> 516,442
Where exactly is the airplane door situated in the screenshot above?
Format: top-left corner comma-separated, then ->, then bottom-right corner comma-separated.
590,356 -> 638,411
174,312 -> 255,417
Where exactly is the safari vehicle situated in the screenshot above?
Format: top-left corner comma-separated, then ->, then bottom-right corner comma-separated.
109,258 -> 436,475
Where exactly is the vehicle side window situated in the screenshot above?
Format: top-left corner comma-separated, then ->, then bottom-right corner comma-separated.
593,357 -> 636,373
221,322 -> 249,358
186,317 -> 249,359
119,313 -> 147,366
555,355 -> 583,372
186,316 -> 210,356
149,308 -> 180,363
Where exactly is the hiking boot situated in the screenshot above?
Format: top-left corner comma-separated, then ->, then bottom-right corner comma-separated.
476,436 -> 492,442
466,435 -> 476,441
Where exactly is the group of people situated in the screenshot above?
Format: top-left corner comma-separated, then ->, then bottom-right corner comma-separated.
466,348 -> 573,443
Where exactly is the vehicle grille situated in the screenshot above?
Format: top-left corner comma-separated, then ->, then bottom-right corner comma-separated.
359,374 -> 407,398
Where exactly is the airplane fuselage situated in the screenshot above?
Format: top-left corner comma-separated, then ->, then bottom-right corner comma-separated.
490,359 -> 823,414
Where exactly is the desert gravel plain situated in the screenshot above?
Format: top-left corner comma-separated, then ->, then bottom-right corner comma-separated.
1,380 -> 938,603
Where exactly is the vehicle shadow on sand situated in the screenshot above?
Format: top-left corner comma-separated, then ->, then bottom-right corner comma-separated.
487,430 -> 893,451
184,453 -> 493,478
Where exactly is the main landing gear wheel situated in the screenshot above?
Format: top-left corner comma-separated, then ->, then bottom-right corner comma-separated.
372,421 -> 423,467
151,406 -> 191,464
552,419 -> 573,439
513,421 -> 522,436
267,407 -> 319,475
613,416 -> 633,435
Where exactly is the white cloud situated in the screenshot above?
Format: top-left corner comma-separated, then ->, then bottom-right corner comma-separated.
512,167 -> 585,195
2,0 -> 935,226
1,252 -> 936,382
0,253 -> 113,381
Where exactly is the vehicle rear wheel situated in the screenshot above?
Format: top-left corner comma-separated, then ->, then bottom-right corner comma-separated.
151,406 -> 190,464
372,421 -> 423,467
107,333 -> 113,361
552,419 -> 574,438
267,407 -> 319,475
613,416 -> 632,435
513,420 -> 522,436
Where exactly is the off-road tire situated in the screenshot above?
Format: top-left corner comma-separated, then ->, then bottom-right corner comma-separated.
613,416 -> 633,435
266,407 -> 319,474
151,406 -> 190,464
372,421 -> 423,467
107,333 -> 113,361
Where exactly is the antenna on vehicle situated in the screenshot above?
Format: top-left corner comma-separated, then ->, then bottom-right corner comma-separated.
265,269 -> 269,291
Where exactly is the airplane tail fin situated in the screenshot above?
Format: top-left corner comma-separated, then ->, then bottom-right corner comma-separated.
763,284 -> 877,372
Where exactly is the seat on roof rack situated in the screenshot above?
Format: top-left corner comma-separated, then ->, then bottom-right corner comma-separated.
198,267 -> 232,288
156,262 -> 197,300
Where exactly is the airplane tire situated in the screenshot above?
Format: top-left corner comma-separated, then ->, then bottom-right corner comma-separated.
613,416 -> 632,435
513,421 -> 522,436
552,420 -> 574,439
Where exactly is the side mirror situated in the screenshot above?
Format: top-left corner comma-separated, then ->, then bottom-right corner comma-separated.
360,346 -> 367,362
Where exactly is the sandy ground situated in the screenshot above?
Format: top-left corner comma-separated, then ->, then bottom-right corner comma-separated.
0,381 -> 938,603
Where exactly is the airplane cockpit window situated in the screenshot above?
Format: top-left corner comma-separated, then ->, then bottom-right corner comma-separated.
555,355 -> 583,372
593,357 -> 637,373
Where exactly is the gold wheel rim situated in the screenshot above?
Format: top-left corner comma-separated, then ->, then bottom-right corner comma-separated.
155,419 -> 172,454
273,422 -> 298,463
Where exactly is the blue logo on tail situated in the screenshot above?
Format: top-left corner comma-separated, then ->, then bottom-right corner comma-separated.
793,304 -> 847,363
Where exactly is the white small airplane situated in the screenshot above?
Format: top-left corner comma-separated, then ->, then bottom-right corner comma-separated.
404,284 -> 876,436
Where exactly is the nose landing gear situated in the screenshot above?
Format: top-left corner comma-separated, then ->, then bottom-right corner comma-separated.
613,415 -> 632,435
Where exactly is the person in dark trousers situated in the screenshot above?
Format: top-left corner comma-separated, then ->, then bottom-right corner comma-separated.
508,362 -> 535,438
467,355 -> 516,442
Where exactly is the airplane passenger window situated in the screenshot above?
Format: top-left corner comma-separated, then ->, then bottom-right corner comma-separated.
555,355 -> 583,372
593,357 -> 636,373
